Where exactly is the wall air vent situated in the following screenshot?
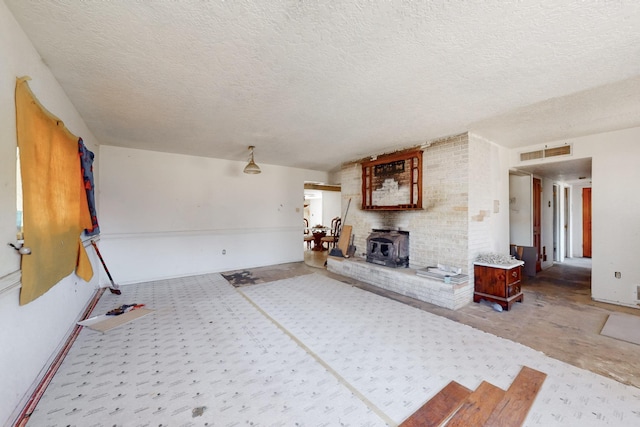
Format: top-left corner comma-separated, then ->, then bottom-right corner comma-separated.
544,145 -> 571,158
520,150 -> 544,161
520,144 -> 572,162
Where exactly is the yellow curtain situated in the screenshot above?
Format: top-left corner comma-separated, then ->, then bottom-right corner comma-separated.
15,77 -> 93,305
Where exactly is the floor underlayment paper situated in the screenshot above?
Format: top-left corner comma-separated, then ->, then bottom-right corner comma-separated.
25,273 -> 640,426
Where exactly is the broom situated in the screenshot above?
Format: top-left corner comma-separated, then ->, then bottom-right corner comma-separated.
90,241 -> 121,295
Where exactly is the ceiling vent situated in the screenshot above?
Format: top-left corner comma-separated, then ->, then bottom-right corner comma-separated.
520,144 -> 571,162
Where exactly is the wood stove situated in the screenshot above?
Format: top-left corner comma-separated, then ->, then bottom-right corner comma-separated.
366,229 -> 409,268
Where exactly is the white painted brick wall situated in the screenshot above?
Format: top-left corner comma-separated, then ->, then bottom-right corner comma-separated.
341,134 -> 469,271
327,257 -> 472,310
337,133 -> 507,310
468,134 -> 510,284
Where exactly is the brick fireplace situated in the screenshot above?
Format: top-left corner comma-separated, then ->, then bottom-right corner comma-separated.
342,135 -> 472,272
328,133 -> 506,310
327,257 -> 473,310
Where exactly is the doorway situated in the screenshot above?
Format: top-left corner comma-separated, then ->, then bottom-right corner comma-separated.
303,183 -> 341,230
509,157 -> 592,276
552,184 -> 572,263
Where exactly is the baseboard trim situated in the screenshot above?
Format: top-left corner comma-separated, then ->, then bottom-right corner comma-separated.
0,270 -> 21,296
10,287 -> 105,427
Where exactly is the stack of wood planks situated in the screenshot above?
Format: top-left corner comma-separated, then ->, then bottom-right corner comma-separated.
400,366 -> 546,427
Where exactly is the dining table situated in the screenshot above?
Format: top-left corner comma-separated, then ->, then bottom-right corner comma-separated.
310,227 -> 329,251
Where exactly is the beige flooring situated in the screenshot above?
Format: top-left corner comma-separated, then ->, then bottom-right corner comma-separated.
298,251 -> 640,389
22,253 -> 640,426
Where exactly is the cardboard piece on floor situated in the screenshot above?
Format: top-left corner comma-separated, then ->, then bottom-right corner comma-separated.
78,308 -> 153,333
521,246 -> 537,277
337,225 -> 352,256
600,313 -> 640,346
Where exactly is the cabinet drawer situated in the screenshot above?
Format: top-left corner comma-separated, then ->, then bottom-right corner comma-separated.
508,284 -> 521,298
506,267 -> 521,285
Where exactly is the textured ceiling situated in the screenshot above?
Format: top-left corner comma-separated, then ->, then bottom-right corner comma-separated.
5,0 -> 640,172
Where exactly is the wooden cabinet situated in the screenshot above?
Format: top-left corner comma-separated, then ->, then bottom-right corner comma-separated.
473,262 -> 524,311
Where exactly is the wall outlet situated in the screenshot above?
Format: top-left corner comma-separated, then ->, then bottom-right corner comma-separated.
222,249 -> 226,255
614,271 -> 621,279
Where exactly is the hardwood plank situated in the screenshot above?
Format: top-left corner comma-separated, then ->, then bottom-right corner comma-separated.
337,225 -> 352,255
399,381 -> 471,427
445,381 -> 505,427
482,366 -> 547,427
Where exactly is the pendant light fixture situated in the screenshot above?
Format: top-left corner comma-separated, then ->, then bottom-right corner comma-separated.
243,145 -> 261,174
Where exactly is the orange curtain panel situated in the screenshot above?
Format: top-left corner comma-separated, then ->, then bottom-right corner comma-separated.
15,77 -> 93,305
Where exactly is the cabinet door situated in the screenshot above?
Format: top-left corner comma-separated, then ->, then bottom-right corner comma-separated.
474,266 -> 507,298
507,283 -> 521,297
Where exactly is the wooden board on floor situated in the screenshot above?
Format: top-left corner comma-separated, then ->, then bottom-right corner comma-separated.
78,308 -> 153,333
446,381 -> 505,427
482,366 -> 547,427
337,225 -> 352,255
400,381 -> 471,427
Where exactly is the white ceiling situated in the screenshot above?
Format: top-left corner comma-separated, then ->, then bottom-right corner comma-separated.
6,1 -> 640,173
512,157 -> 592,185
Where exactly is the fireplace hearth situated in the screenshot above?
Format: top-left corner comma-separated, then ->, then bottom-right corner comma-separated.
366,229 -> 409,268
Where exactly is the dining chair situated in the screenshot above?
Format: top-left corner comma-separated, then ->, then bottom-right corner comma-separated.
303,218 -> 314,249
321,217 -> 341,249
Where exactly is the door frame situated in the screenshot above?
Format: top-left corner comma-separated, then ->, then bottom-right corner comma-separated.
533,177 -> 542,272
582,187 -> 592,258
553,183 -> 572,263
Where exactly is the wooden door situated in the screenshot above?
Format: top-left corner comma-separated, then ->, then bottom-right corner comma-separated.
533,178 -> 542,272
582,187 -> 592,258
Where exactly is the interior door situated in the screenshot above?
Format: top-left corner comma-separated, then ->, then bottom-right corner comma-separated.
533,178 -> 542,271
582,187 -> 592,257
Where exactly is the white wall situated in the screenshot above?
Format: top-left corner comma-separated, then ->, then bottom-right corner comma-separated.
509,174 -> 532,246
511,128 -> 640,308
0,3 -> 101,424
322,190 -> 342,226
307,197 -> 323,226
98,146 -> 328,285
468,133 -> 511,263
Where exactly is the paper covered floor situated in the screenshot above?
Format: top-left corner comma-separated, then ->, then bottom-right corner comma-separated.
25,273 -> 640,426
